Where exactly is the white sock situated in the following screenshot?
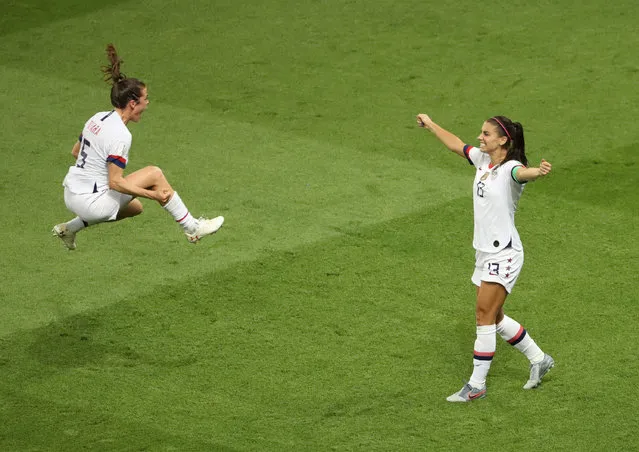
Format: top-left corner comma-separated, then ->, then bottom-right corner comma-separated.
162,192 -> 197,232
468,324 -> 496,389
66,217 -> 87,233
497,315 -> 545,364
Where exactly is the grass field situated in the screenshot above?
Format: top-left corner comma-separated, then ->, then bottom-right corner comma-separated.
1,0 -> 638,450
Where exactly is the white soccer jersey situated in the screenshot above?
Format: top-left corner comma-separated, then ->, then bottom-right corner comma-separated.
63,110 -> 131,194
463,145 -> 526,252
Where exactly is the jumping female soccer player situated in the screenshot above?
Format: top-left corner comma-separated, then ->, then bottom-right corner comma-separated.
53,44 -> 223,250
416,112 -> 554,402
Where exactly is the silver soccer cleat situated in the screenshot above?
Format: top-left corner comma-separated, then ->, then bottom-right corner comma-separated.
523,354 -> 555,389
446,383 -> 487,402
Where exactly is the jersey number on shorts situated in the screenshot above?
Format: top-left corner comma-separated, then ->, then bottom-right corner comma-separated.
76,138 -> 91,168
488,263 -> 499,275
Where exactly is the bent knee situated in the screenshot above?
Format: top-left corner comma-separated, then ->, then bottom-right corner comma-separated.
146,165 -> 164,179
117,199 -> 144,220
145,165 -> 173,191
131,202 -> 144,216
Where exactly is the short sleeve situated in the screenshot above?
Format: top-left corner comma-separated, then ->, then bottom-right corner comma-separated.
463,145 -> 486,167
106,140 -> 130,169
503,160 -> 525,184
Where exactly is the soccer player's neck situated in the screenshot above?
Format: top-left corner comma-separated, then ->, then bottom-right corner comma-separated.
489,149 -> 507,167
115,108 -> 130,125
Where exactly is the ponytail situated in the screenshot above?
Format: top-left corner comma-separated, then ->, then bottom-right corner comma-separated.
102,44 -> 126,84
100,44 -> 145,109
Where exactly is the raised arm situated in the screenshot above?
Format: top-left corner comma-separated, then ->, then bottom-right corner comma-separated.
416,113 -> 466,158
515,159 -> 552,182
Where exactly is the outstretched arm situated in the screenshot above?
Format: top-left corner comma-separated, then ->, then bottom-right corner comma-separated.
515,159 -> 552,182
416,113 -> 466,158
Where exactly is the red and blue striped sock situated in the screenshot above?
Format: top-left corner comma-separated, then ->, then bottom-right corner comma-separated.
469,324 -> 496,389
497,315 -> 544,364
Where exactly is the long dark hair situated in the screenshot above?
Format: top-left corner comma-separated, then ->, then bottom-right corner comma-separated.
488,116 -> 528,166
101,44 -> 145,109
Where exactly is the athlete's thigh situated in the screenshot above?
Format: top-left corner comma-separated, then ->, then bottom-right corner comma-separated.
125,166 -> 170,190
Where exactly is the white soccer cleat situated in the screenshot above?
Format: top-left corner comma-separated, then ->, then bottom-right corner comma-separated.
52,223 -> 77,250
185,216 -> 224,244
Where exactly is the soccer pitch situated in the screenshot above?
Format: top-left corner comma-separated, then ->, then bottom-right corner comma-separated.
0,0 -> 637,450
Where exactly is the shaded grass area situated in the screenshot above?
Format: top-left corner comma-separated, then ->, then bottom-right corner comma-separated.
0,0 -> 129,36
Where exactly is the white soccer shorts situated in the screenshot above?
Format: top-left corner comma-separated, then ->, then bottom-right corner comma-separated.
472,246 -> 524,293
64,188 -> 133,224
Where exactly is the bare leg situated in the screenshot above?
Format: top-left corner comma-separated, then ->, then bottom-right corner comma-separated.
124,166 -> 174,206
119,165 -> 224,243
476,281 -> 508,325
123,165 -> 198,232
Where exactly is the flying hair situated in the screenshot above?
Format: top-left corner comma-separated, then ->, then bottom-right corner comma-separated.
98,44 -> 146,109
101,44 -> 127,85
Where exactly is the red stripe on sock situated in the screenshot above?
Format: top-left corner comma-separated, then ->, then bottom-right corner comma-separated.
473,351 -> 495,357
508,326 -> 525,344
176,212 -> 190,223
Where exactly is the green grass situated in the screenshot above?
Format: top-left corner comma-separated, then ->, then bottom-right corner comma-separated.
1,0 -> 638,450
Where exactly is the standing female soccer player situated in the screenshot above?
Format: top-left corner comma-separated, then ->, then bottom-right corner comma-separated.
416,112 -> 554,402
53,44 -> 223,250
